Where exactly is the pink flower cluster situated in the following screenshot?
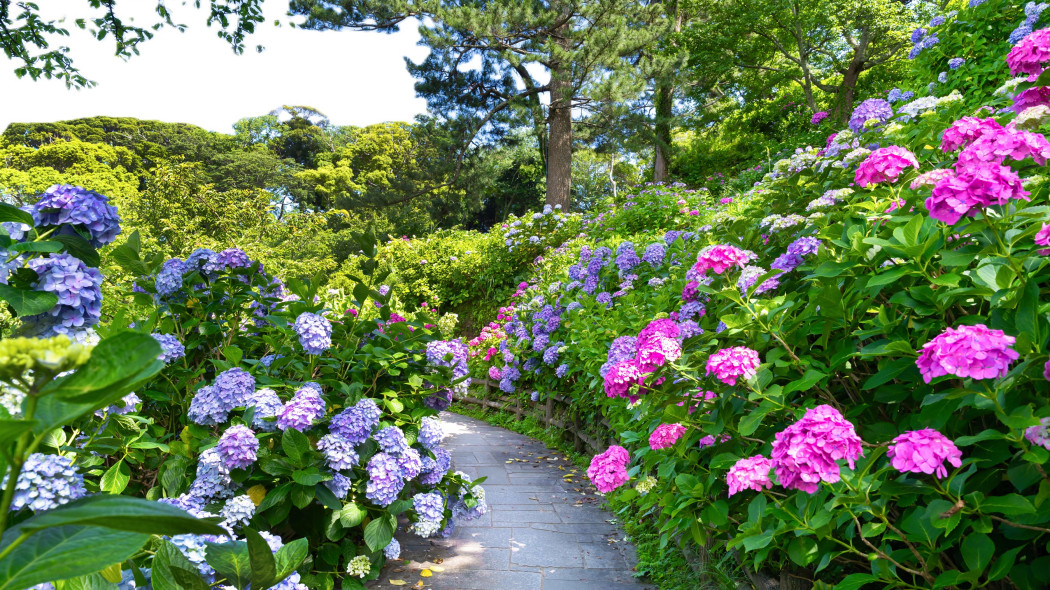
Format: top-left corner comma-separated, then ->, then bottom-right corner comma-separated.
771,405 -> 864,494
649,423 -> 687,450
719,197 -> 734,205
910,169 -> 954,189
604,319 -> 683,400
726,455 -> 774,496
694,245 -> 756,276
916,324 -> 1019,383
488,365 -> 501,380
854,146 -> 919,187
603,359 -> 645,399
941,117 -> 1004,152
887,429 -> 962,479
958,126 -> 1050,166
1035,223 -> 1050,254
587,445 -> 630,493
705,346 -> 760,386
1025,417 -> 1050,450
1007,28 -> 1050,76
811,111 -> 829,125
1013,86 -> 1050,113
926,162 -> 1029,224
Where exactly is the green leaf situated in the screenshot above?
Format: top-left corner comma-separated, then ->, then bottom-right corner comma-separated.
0,419 -> 36,445
741,528 -> 773,551
223,346 -> 243,366
0,526 -> 149,590
109,245 -> 149,276
339,503 -> 366,528
244,529 -> 278,590
833,573 -> 879,590
786,537 -> 818,566
204,540 -> 251,590
152,540 -> 210,590
100,460 -> 131,494
281,429 -> 312,467
54,234 -> 101,268
274,538 -> 308,580
961,532 -> 994,574
53,572 -> 119,590
292,469 -> 323,486
738,400 -> 776,436
40,332 -> 163,403
0,284 -> 58,317
363,516 -> 394,552
980,493 -> 1035,516
314,483 -> 342,510
9,240 -> 64,254
987,545 -> 1024,582
0,203 -> 33,226
10,495 -> 225,537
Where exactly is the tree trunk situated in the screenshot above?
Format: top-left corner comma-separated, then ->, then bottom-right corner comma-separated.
834,63 -> 863,123
653,81 -> 672,183
546,21 -> 573,211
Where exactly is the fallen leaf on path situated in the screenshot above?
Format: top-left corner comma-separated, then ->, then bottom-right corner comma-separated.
420,569 -> 433,577
389,580 -> 407,586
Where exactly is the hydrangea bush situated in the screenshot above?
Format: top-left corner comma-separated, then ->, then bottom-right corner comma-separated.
466,3 -> 1050,587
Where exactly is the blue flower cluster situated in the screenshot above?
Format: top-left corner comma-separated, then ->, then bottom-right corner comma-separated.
219,494 -> 256,530
641,242 -> 666,267
772,236 -> 822,273
155,258 -> 186,297
1009,2 -> 1047,44
330,398 -> 382,444
908,28 -> 940,59
4,453 -> 86,512
31,184 -> 121,247
418,416 -> 445,450
413,491 -> 445,522
188,448 -> 233,501
293,312 -> 332,355
365,452 -> 404,506
152,333 -> 186,363
318,433 -> 360,470
424,340 -> 470,409
247,387 -> 283,431
375,426 -> 410,455
25,253 -> 103,337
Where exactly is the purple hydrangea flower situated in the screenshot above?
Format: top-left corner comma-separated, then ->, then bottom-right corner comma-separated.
678,320 -> 703,339
418,417 -> 445,450
188,386 -> 227,426
366,452 -> 404,506
214,368 -> 255,409
31,184 -> 121,247
209,248 -> 252,273
318,434 -> 360,470
277,383 -> 326,431
330,398 -> 381,444
543,344 -> 561,365
325,472 -> 352,499
849,99 -> 893,133
948,57 -> 965,69
217,425 -> 258,469
293,312 -> 332,355
679,300 -> 705,321
398,448 -> 423,480
911,28 -> 926,43
452,477 -> 488,521
152,333 -> 186,363
642,243 -> 666,266
615,241 -> 640,272
185,248 -> 218,273
375,426 -> 410,455
25,253 -> 103,335
4,453 -> 86,512
96,392 -> 141,417
413,492 -> 445,521
556,363 -> 569,378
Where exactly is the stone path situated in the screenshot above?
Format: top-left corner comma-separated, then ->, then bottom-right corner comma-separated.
368,412 -> 652,590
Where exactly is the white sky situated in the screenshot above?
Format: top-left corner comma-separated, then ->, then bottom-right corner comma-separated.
0,1 -> 429,134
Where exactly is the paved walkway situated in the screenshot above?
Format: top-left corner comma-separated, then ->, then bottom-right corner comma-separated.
368,412 -> 652,590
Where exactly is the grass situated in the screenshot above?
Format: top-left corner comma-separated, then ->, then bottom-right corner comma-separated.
450,402 -> 742,590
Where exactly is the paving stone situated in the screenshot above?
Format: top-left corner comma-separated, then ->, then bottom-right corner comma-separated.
371,412 -> 648,589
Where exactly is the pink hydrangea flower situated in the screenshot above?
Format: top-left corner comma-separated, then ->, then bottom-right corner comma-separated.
887,429 -> 962,479
811,111 -> 829,125
925,162 -> 1029,224
1025,417 -> 1050,449
603,359 -> 644,398
677,390 -> 717,414
854,146 -> 919,187
726,455 -> 774,496
705,346 -> 761,385
720,197 -> 734,205
694,245 -> 756,275
1013,86 -> 1050,114
1035,223 -> 1050,254
636,336 -> 683,373
916,324 -> 1019,382
958,126 -> 1050,166
771,405 -> 864,493
649,424 -> 687,450
488,366 -> 502,380
1006,28 -> 1050,76
910,169 -> 954,190
698,434 -> 730,449
940,117 -> 1004,153
587,445 -> 630,493
638,318 -> 681,343
1045,357 -> 1050,381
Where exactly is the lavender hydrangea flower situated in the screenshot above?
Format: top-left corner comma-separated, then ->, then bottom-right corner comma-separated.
413,492 -> 445,522
188,386 -> 227,426
220,495 -> 256,529
398,448 -> 423,480
293,312 -> 332,355
155,258 -> 186,297
543,344 -> 561,365
642,243 -> 665,266
4,453 -> 86,512
318,434 -> 360,470
556,364 -> 569,378
184,248 -> 218,273
330,398 -> 381,444
189,448 -> 233,501
209,248 -> 252,273
246,388 -> 283,431
217,425 -> 258,470
325,472 -> 353,499
214,368 -> 255,409
375,426 -> 410,455
366,452 -> 404,506
849,99 -> 893,133
418,417 -> 445,450
31,184 -> 121,247
452,477 -> 488,521
277,383 -> 325,431
384,538 -> 401,560
615,241 -> 640,272
25,253 -> 103,335
152,333 -> 186,363
948,57 -> 965,69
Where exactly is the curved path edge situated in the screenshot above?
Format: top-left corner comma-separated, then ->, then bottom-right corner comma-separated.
367,411 -> 652,590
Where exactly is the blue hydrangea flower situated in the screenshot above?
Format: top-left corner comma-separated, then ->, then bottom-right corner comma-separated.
451,474 -> 488,521
184,248 -> 218,274
325,472 -> 353,499
155,258 -> 186,297
678,320 -> 704,339
556,364 -> 569,378
679,300 -> 705,321
31,184 -> 121,247
887,88 -> 903,102
213,368 -> 255,409
277,384 -> 325,431
208,248 -> 252,273
910,28 -> 926,43
929,15 -> 945,26
317,434 -> 360,471
543,344 -> 561,365
293,312 -> 332,355
418,417 -> 445,450
188,385 -> 228,426
366,452 -> 404,506
413,492 -> 445,522
938,71 -> 948,83
3,453 -> 86,512
737,266 -> 779,295
217,425 -> 258,470
375,426 -> 409,455
642,243 -> 665,266
384,538 -> 401,560
398,448 -> 423,480
1010,23 -> 1034,44
152,333 -> 186,363
25,253 -> 103,335
948,57 -> 965,69
97,392 -> 141,417
247,388 -> 283,431
259,354 -> 282,368
220,494 -> 256,530
566,301 -> 582,312
530,391 -> 540,402
189,448 -> 233,501
330,398 -> 381,444
614,241 -> 639,272
716,321 -> 727,333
